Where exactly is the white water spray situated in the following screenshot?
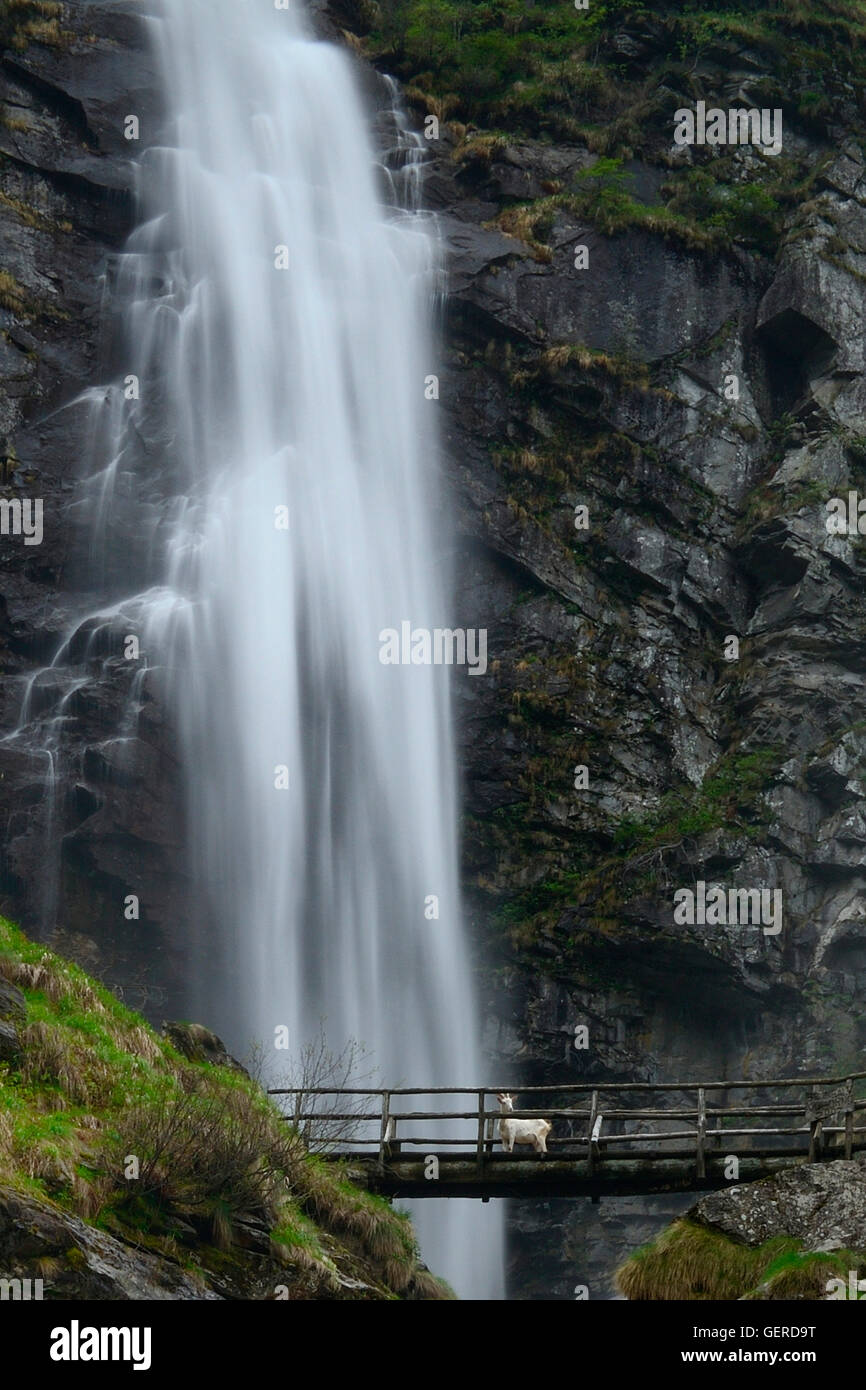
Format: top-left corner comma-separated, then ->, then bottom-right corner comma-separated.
74,0 -> 505,1297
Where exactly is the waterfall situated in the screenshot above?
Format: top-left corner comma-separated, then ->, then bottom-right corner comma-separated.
64,0 -> 504,1298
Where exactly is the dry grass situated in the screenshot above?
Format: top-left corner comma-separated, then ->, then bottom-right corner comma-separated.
0,192 -> 73,234
2,0 -> 70,51
617,1219 -> 866,1302
453,133 -> 506,166
0,269 -> 29,316
494,203 -> 554,263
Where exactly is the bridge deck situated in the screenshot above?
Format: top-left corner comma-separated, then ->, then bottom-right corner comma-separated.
268,1072 -> 866,1200
325,1149 -> 861,1199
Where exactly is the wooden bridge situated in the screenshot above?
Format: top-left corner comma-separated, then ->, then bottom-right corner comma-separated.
269,1072 -> 866,1199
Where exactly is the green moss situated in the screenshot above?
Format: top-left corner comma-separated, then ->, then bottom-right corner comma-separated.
369,0 -> 616,137
481,744 -> 784,955
610,745 -> 784,854
495,168 -> 727,260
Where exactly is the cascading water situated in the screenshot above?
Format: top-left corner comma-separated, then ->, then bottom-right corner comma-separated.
41,0 -> 503,1297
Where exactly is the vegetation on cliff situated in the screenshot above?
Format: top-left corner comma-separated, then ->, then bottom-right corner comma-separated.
341,0 -> 866,263
366,0 -> 866,139
0,0 -> 68,51
0,918 -> 451,1299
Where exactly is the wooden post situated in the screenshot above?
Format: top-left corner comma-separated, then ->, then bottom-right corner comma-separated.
587,1090 -> 599,1175
293,1089 -> 303,1136
590,1113 -> 603,1169
808,1117 -> 822,1163
378,1091 -> 391,1175
477,1090 -> 486,1175
485,1112 -> 496,1154
845,1080 -> 855,1160
696,1087 -> 706,1180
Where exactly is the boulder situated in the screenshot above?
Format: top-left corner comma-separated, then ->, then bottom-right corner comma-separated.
162,1021 -> 249,1076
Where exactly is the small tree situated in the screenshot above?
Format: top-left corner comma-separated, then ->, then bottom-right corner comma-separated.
261,1024 -> 382,1154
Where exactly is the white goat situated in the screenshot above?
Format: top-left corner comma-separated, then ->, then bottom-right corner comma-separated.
497,1092 -> 552,1155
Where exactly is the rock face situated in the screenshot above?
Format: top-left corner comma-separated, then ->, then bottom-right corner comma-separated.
0,1183 -> 221,1299
0,2 -> 188,1016
0,978 -> 25,1063
420,67 -> 866,1297
692,1158 -> 866,1252
163,1021 -> 249,1076
4,1 -> 866,1300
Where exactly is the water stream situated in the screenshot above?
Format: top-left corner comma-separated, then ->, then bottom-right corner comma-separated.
40,0 -> 505,1298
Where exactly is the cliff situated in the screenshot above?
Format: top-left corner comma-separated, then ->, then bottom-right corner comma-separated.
3,0 -> 866,1298
354,0 -> 866,1295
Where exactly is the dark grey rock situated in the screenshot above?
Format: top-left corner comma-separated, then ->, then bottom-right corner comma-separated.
163,1021 -> 249,1076
691,1158 -> 866,1251
0,1019 -> 21,1064
0,1182 -> 221,1298
0,979 -> 26,1024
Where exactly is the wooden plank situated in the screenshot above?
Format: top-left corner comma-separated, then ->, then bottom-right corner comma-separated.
485,1112 -> 496,1155
696,1088 -> 706,1180
846,1079 -> 855,1160
586,1091 -> 598,1174
288,1112 -> 383,1123
378,1091 -> 391,1175
267,1071 -> 866,1096
806,1082 -> 851,1123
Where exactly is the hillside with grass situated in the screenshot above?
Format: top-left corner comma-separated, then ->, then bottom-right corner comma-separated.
616,1156 -> 866,1300
0,919 -> 451,1300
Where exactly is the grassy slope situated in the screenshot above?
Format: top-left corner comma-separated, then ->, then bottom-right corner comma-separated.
617,1217 -> 866,1300
0,918 -> 453,1300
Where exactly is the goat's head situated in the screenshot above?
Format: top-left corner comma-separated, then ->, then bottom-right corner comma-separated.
497,1092 -> 515,1111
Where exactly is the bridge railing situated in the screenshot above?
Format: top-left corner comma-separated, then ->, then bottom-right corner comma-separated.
268,1072 -> 866,1178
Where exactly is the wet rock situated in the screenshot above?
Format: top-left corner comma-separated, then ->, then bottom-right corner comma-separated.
0,979 -> 26,1024
0,1020 -> 20,1064
163,1021 -> 249,1076
0,1182 -> 221,1298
